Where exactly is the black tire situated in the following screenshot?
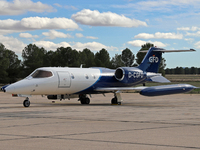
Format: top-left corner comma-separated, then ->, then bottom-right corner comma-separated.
111,97 -> 118,104
80,98 -> 90,104
80,98 -> 86,104
85,98 -> 90,104
23,100 -> 30,107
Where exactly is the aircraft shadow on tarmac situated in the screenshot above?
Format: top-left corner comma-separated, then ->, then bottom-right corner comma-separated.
23,101 -> 175,108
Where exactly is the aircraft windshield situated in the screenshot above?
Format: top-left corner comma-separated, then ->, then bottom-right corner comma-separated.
31,70 -> 53,78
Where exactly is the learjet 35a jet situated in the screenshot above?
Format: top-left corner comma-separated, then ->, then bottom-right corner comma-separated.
1,47 -> 198,107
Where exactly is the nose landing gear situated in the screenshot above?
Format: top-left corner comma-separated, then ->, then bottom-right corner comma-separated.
23,97 -> 30,107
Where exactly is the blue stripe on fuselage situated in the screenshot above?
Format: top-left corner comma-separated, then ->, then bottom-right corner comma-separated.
75,67 -> 146,94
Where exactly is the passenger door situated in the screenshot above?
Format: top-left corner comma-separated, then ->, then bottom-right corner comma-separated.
57,71 -> 71,88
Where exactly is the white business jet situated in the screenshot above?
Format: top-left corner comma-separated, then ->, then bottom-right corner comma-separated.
1,47 -> 197,107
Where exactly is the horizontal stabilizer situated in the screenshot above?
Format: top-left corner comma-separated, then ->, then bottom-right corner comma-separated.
139,48 -> 195,53
147,76 -> 170,83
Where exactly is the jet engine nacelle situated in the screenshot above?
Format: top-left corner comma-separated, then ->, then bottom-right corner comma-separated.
114,67 -> 146,84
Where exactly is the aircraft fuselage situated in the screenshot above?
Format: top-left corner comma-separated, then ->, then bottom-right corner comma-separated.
5,67 -> 146,95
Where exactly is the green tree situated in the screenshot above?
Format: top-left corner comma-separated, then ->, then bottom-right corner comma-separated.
0,43 -> 9,83
111,54 -> 124,68
53,47 -> 80,67
121,48 -> 134,67
6,50 -> 21,83
111,54 -> 124,69
95,48 -> 111,67
158,57 -> 166,76
79,48 -> 95,67
44,50 -> 55,67
136,43 -> 154,65
0,43 -> 21,83
174,67 -> 185,74
190,67 -> 198,74
184,67 -> 190,74
22,44 -> 47,76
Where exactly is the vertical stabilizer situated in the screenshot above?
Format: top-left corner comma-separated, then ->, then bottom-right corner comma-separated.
138,47 -> 163,73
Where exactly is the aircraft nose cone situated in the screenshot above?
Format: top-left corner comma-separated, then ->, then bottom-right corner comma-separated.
4,84 -> 16,94
1,85 -> 10,92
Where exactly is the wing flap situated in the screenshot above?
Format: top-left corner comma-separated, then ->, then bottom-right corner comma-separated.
95,86 -> 147,93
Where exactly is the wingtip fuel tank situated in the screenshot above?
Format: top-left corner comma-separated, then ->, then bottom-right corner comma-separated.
140,84 -> 197,96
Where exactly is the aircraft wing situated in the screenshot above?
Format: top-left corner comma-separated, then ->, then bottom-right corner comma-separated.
95,86 -> 147,93
95,84 -> 198,96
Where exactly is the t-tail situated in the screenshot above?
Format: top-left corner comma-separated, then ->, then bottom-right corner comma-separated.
138,47 -> 195,73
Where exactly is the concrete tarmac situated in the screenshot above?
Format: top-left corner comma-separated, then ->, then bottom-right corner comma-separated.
0,92 -> 200,150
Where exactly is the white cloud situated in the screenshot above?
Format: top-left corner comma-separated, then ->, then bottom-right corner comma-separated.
177,26 -> 200,31
21,17 -> 79,30
113,0 -> 200,12
33,41 -> 71,50
134,33 -> 154,39
54,3 -> 78,10
194,41 -> 200,49
0,35 -> 26,53
0,0 -> 55,15
0,17 -> 79,34
72,9 -> 147,27
127,40 -> 167,47
19,33 -> 39,38
42,30 -> 73,39
134,32 -> 183,39
54,3 -> 62,7
86,36 -> 98,39
75,33 -> 98,39
76,33 -> 84,38
64,5 -> 78,10
186,31 -> 200,37
33,41 -> 117,52
73,42 -> 117,51
184,38 -> 194,43
177,27 -> 191,31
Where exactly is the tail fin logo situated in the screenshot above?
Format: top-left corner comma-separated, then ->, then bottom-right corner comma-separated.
149,56 -> 159,63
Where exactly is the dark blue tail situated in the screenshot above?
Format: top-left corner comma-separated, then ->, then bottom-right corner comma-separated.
138,47 -> 163,73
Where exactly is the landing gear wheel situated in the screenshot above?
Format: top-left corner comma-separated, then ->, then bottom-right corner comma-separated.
85,98 -> 90,104
23,99 -> 30,107
111,97 -> 118,105
111,97 -> 121,105
80,98 -> 90,104
117,102 -> 122,105
79,94 -> 90,105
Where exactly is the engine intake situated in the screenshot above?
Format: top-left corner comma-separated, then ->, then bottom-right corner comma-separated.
115,68 -> 125,81
114,67 -> 146,85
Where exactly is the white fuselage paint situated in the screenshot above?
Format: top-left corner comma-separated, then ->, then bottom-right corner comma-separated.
5,67 -> 101,95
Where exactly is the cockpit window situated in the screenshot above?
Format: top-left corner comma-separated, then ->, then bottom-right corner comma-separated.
31,70 -> 53,78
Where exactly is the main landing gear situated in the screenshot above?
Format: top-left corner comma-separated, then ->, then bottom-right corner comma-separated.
111,92 -> 122,105
78,94 -> 90,104
23,97 -> 30,107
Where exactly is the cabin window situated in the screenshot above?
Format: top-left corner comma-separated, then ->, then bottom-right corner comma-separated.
31,70 -> 53,78
85,74 -> 89,79
71,73 -> 75,79
91,74 -> 96,79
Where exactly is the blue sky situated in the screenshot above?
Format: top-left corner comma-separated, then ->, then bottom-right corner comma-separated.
1,0 -> 200,68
